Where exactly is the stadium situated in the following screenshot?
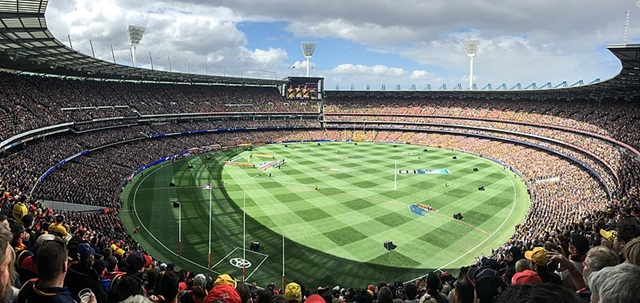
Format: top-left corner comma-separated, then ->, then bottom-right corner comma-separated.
1,0 -> 640,302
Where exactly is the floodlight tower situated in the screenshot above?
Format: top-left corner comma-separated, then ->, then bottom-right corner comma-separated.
463,39 -> 480,90
127,25 -> 146,67
301,42 -> 317,77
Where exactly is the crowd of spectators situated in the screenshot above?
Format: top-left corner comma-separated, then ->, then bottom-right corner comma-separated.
0,71 -> 317,139
0,188 -> 638,302
322,96 -> 640,150
1,71 -> 640,301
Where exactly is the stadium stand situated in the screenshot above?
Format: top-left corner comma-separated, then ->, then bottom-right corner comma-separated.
0,0 -> 639,302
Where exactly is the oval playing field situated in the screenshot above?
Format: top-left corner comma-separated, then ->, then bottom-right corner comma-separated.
121,141 -> 529,287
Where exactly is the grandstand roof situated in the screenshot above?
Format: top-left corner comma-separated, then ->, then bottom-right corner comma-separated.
607,44 -> 640,83
0,0 -> 638,94
0,0 -> 285,86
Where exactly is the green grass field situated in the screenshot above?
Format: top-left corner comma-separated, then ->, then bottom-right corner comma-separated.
121,141 -> 529,287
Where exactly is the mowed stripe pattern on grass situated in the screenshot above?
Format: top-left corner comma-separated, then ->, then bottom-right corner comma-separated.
125,142 -> 528,286
224,142 -> 520,268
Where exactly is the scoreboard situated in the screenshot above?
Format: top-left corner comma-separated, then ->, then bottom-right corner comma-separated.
283,77 -> 324,100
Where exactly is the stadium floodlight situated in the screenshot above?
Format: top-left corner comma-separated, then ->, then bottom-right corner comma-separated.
463,39 -> 480,90
301,42 -> 317,77
127,25 -> 146,67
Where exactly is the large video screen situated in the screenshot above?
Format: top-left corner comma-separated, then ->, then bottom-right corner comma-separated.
285,78 -> 321,100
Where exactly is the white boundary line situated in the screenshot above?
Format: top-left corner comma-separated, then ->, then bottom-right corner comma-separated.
133,145 -> 524,280
133,173 -> 212,272
434,164 -> 520,271
132,163 -> 271,276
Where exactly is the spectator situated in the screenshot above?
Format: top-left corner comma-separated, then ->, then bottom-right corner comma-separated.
108,274 -> 150,303
305,294 -> 325,303
450,277 -> 474,303
598,229 -> 615,249
283,282 -> 301,303
588,263 -> 640,303
423,272 -> 447,303
17,240 -> 81,303
623,236 -> 640,266
0,221 -> 15,303
180,273 -> 209,303
104,256 -> 124,281
377,287 -> 393,303
205,283 -> 241,303
510,269 -> 542,285
236,282 -> 252,303
465,266 -> 506,303
48,214 -> 69,238
256,289 -> 274,303
125,251 -> 152,275
493,283 -> 582,303
65,242 -> 107,303
524,247 -> 562,285
156,271 -> 180,303
574,246 -> 619,302
404,282 -> 419,303
11,196 -> 27,221
514,259 -> 530,273
614,218 -> 640,262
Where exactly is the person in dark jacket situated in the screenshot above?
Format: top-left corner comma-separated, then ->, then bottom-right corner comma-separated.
17,240 -> 80,303
64,242 -> 107,303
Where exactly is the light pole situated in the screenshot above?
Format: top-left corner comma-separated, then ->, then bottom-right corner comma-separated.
300,42 -> 317,77
463,39 -> 479,90
127,25 -> 145,67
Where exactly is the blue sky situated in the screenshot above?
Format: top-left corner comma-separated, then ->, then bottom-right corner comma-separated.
45,0 -> 640,90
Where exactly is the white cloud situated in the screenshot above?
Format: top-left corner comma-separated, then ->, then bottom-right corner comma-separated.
410,70 -> 433,79
287,19 -> 417,44
332,64 -> 405,76
247,47 -> 288,65
44,0 -> 637,88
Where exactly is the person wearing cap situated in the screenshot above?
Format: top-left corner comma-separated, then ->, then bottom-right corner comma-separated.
599,229 -> 615,249
181,273 -> 209,303
214,274 -> 237,289
204,283 -> 242,303
510,269 -> 542,285
500,246 -> 524,286
306,294 -> 325,303
64,242 -> 107,303
524,247 -> 562,285
125,251 -> 153,275
449,275 -> 474,303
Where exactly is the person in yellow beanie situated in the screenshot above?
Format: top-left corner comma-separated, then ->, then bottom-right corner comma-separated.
214,274 -> 237,288
284,282 -> 301,303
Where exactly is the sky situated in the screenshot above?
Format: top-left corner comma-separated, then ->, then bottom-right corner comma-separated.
45,0 -> 640,90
